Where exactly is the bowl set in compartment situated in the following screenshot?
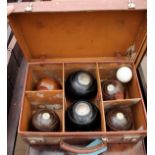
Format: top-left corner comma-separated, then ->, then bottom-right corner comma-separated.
19,62 -> 146,145
64,64 -> 102,131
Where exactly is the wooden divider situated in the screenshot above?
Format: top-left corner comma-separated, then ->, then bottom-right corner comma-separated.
96,62 -> 145,132
22,63 -> 65,133
24,90 -> 64,132
62,63 -> 65,132
21,61 -> 146,134
63,62 -> 104,131
103,98 -> 142,109
96,63 -> 106,132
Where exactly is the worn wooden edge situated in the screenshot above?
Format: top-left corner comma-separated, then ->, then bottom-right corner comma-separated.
62,63 -> 65,132
28,57 -> 133,64
26,139 -> 146,155
134,13 -> 147,62
132,64 -> 147,124
133,15 -> 147,64
8,0 -> 146,13
18,63 -> 30,136
19,129 -> 147,137
7,58 -> 27,155
104,98 -> 142,108
25,89 -> 63,93
7,26 -> 13,46
7,36 -> 17,65
135,38 -> 147,68
137,66 -> 147,104
132,64 -> 147,131
8,15 -> 31,61
96,63 -> 107,131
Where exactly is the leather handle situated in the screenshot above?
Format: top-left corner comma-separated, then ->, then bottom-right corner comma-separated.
60,140 -> 107,154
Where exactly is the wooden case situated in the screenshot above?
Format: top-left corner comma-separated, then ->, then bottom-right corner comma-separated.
8,0 -> 147,153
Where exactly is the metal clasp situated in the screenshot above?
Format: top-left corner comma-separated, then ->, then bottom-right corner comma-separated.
125,44 -> 136,60
102,137 -> 108,142
123,135 -> 141,142
128,0 -> 136,9
27,137 -> 45,144
25,3 -> 33,12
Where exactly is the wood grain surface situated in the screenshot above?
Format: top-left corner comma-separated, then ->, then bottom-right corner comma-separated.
9,11 -> 146,61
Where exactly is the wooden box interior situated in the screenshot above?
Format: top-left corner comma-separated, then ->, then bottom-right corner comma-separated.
25,64 -> 63,90
20,90 -> 63,132
98,63 -> 141,99
19,62 -> 146,138
9,11 -> 146,61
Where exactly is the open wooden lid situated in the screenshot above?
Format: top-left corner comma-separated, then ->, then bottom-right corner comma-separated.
8,1 -> 146,61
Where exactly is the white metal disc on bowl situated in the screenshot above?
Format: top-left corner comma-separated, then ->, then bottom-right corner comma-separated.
78,73 -> 91,86
107,84 -> 116,95
116,112 -> 125,120
42,112 -> 50,120
75,102 -> 91,116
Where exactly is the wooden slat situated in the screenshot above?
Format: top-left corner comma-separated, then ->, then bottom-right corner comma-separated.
9,0 -> 146,13
7,36 -> 24,116
135,39 -> 147,69
7,79 -> 13,113
133,15 -> 147,65
7,53 -> 19,87
13,43 -> 24,66
104,98 -> 141,109
7,59 -> 28,155
7,36 -> 16,64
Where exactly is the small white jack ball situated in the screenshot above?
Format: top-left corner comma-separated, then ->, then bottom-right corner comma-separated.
116,66 -> 133,83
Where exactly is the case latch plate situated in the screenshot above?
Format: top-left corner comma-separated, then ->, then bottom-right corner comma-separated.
123,135 -> 141,142
128,0 -> 136,9
25,3 -> 33,12
27,137 -> 45,144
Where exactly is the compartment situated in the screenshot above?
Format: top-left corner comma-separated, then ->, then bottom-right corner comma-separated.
63,63 -> 105,132
104,100 -> 146,132
26,64 -> 63,91
19,61 -> 146,138
65,99 -> 103,132
98,62 -> 141,100
64,63 -> 99,101
19,90 -> 64,132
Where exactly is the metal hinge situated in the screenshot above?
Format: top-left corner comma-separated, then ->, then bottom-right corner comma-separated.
125,44 -> 136,60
